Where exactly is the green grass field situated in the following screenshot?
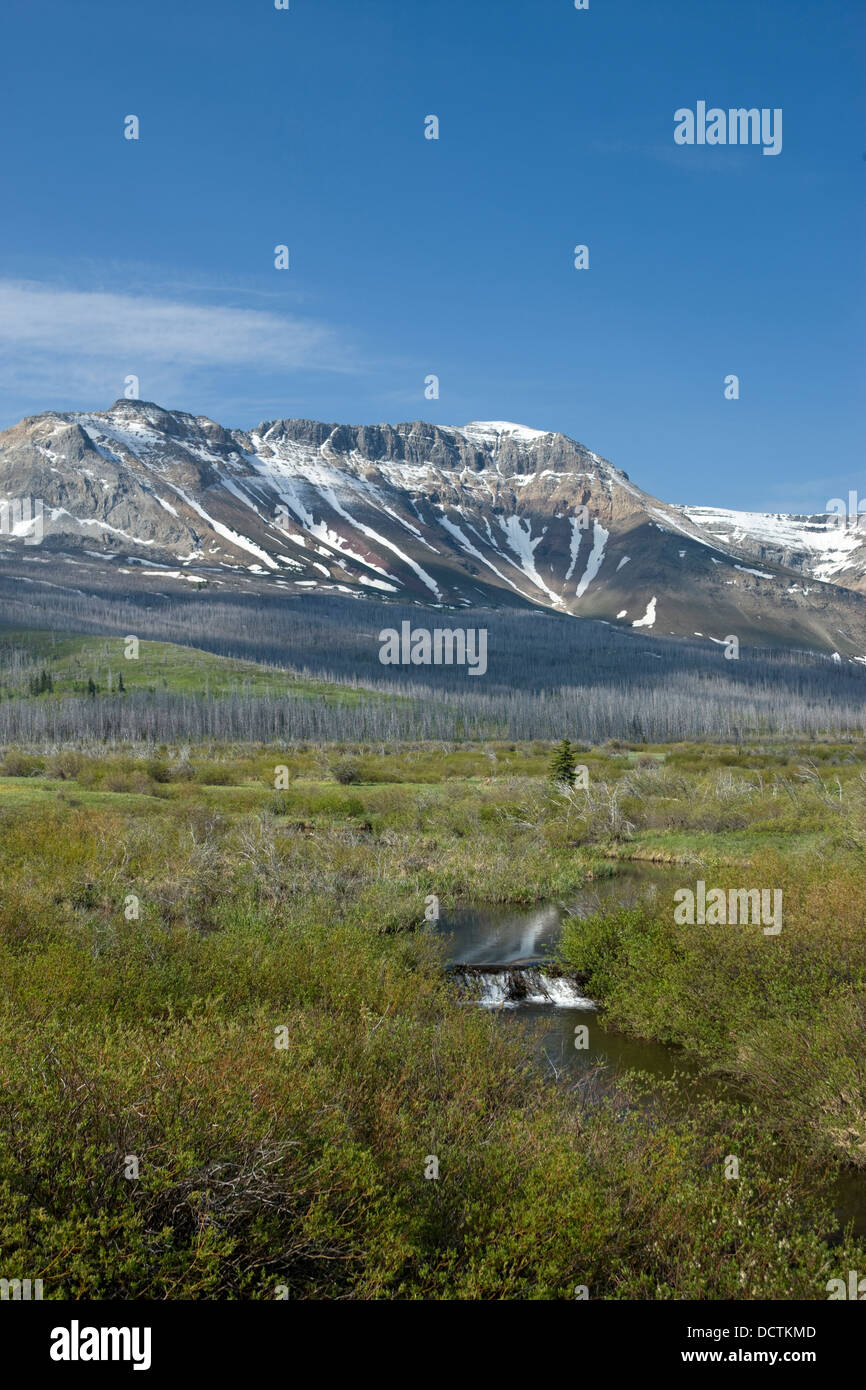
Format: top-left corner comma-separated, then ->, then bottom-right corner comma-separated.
1,731 -> 865,1298
0,627 -> 372,702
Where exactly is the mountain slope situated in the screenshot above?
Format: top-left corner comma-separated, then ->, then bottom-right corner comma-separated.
678,506 -> 866,595
2,398 -> 866,657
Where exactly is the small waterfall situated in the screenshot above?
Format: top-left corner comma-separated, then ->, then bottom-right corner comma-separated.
450,964 -> 596,1009
458,971 -> 514,1008
535,973 -> 596,1008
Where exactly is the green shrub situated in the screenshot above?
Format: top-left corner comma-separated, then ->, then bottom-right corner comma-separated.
1,751 -> 43,777
330,757 -> 363,785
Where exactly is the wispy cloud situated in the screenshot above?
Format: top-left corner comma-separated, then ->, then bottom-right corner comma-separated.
0,279 -> 357,403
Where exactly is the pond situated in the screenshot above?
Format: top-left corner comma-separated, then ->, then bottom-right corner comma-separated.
439,865 -> 692,1079
437,863 -> 866,1236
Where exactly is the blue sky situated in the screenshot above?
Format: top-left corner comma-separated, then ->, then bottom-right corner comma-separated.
0,0 -> 862,510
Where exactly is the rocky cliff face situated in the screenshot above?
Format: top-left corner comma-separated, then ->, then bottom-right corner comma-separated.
2,398 -> 866,658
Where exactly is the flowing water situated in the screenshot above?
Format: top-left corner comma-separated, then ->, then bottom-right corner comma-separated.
437,864 -> 866,1236
440,866 -> 695,1077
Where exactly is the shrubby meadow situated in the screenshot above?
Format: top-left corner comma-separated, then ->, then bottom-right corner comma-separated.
1,623 -> 865,1300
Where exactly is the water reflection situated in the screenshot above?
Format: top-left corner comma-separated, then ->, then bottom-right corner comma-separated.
438,868 -> 666,967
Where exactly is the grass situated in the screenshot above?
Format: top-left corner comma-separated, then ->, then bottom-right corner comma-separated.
0,627 -> 373,702
0,737 -> 865,1298
557,757 -> 866,1169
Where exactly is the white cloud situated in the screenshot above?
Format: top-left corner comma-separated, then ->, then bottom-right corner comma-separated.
0,279 -> 355,386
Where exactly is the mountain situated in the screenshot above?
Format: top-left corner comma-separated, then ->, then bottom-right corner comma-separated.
1,398 -> 866,658
677,506 -> 866,596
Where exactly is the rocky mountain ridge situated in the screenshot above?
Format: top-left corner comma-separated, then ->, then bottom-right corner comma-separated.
1,398 -> 865,658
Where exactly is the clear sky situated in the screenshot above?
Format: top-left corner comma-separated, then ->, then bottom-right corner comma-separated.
0,0 -> 863,511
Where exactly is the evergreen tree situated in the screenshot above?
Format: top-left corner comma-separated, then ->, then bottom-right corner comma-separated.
549,737 -> 577,786
118,671 -> 126,692
27,669 -> 54,696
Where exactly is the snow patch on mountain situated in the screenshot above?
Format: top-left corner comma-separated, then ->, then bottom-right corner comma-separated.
459,421 -> 551,446
317,484 -> 442,598
497,514 -> 563,606
632,597 -> 657,629
682,506 -> 865,582
575,520 -> 609,599
735,563 -> 774,579
565,516 -> 584,581
167,486 -> 279,570
438,514 -> 535,602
